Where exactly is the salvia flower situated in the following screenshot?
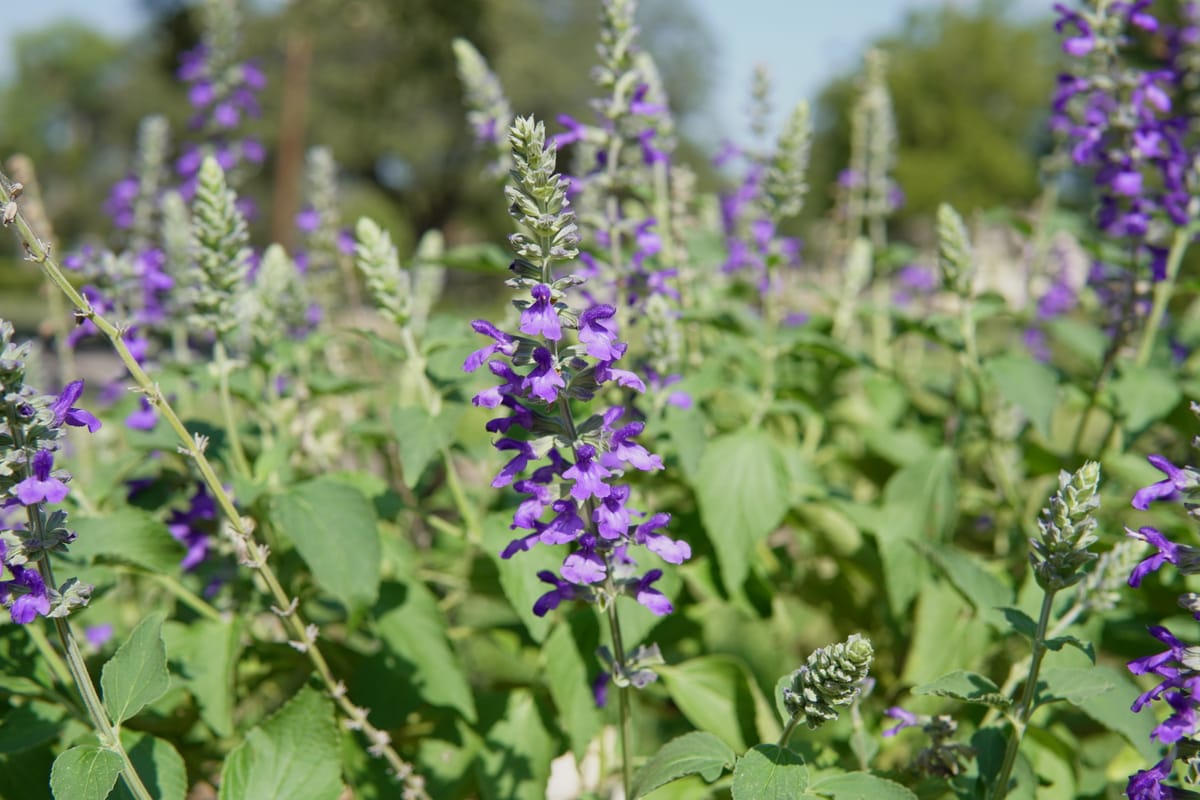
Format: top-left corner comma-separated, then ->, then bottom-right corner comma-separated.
0,320 -> 99,624
782,633 -> 874,729
452,38 -> 514,176
469,115 -> 687,632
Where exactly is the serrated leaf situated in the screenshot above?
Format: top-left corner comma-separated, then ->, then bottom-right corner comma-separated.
807,771 -> 918,799
163,618 -> 241,737
70,510 -> 186,574
876,448 -> 957,615
483,511 -> 558,643
694,430 -> 791,593
373,580 -> 476,721
983,354 -> 1059,437
113,733 -> 186,800
913,670 -> 1009,708
632,732 -> 736,798
917,542 -> 1011,629
0,701 -> 64,753
659,656 -> 770,752
542,612 -> 602,758
271,477 -> 381,611
219,686 -> 341,800
1111,365 -> 1182,437
1043,634 -> 1095,662
1001,607 -> 1037,639
392,405 -> 462,489
101,612 -> 170,724
50,745 -> 123,800
1035,666 -> 1113,707
730,744 -> 807,799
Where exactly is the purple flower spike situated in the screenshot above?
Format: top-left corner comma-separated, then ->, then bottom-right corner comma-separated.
520,284 -> 562,341
1133,455 -> 1194,510
51,380 -> 101,433
15,450 -> 69,506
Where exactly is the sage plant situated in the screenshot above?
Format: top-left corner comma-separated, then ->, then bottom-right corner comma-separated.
467,115 -> 688,795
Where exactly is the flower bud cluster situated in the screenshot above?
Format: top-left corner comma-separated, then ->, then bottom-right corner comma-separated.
468,116 -> 689,619
782,633 -> 874,729
452,38 -> 514,176
1029,461 -> 1101,592
0,321 -> 100,624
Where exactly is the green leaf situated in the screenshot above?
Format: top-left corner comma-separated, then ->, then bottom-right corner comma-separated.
1111,365 -> 1182,437
482,511 -> 558,643
163,618 -> 241,737
50,745 -> 123,800
632,732 -> 736,798
917,543 -> 1011,629
70,510 -> 185,574
983,354 -> 1059,438
219,686 -> 341,800
542,612 -> 603,758
0,701 -> 64,753
392,405 -> 462,489
1001,607 -> 1037,639
1043,634 -> 1095,663
1035,666 -> 1113,707
658,656 -> 769,752
876,448 -> 957,615
1066,665 -> 1158,761
912,670 -> 1010,709
730,745 -> 807,799
373,580 -> 477,721
476,690 -> 556,800
900,583 -> 994,687
271,477 -> 382,611
663,404 -> 707,481
693,430 -> 791,593
101,612 -> 170,724
113,733 -> 186,800
807,771 -> 918,799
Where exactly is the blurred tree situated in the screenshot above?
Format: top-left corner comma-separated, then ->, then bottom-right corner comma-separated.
808,0 -> 1057,225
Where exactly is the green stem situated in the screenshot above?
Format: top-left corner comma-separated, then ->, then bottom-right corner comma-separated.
1134,226 -> 1191,367
990,590 -> 1057,800
38,559 -> 154,800
777,714 -> 802,748
0,174 -> 428,797
213,341 -> 252,478
116,566 -> 225,623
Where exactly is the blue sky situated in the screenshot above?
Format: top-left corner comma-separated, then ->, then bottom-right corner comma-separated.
1,0 -> 1054,146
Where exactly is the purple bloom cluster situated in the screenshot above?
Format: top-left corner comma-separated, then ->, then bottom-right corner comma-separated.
469,117 -> 688,622
1,332 -> 101,625
1124,450 -> 1200,797
1052,2 -> 1196,280
175,46 -> 267,203
714,143 -> 801,290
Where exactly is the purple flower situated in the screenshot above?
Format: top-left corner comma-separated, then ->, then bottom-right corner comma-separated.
882,706 -> 920,737
533,570 -> 581,616
604,421 -> 663,471
85,623 -> 114,648
519,284 -> 562,341
1126,755 -> 1175,800
15,450 -> 69,506
464,319 -> 517,372
295,207 -> 321,233
1126,526 -> 1200,587
168,483 -> 217,571
562,444 -> 612,501
1133,455 -> 1194,510
561,535 -> 606,584
633,569 -> 672,615
2,565 -> 51,624
523,347 -> 565,403
634,513 -> 689,564
592,671 -> 611,708
50,380 -> 101,432
593,485 -> 632,540
125,397 -> 158,431
492,439 -> 536,488
578,305 -> 625,361
541,500 -> 585,545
